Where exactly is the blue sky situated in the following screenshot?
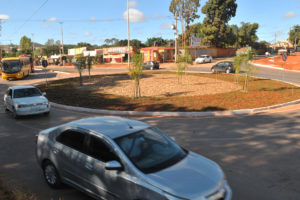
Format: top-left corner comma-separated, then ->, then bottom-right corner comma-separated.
0,0 -> 300,45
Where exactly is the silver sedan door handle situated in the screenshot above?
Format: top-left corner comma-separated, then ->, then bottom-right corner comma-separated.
52,148 -> 59,154
85,163 -> 94,170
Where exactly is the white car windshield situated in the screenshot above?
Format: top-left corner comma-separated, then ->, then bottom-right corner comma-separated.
13,88 -> 42,98
115,127 -> 187,174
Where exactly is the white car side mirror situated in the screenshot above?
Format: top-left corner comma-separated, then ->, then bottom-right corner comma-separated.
42,92 -> 46,96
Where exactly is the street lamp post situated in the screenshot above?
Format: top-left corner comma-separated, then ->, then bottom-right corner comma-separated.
59,22 -> 64,65
171,13 -> 178,63
127,0 -> 130,68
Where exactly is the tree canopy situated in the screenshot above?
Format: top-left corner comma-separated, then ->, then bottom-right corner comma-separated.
237,22 -> 259,48
201,0 -> 237,47
19,36 -> 32,54
289,25 -> 300,46
169,0 -> 201,47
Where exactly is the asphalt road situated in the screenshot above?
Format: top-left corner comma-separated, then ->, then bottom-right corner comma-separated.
0,67 -> 300,200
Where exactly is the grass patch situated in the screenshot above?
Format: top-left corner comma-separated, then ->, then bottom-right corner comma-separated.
0,179 -> 38,200
37,72 -> 300,112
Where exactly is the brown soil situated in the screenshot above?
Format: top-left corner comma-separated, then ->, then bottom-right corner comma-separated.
80,73 -> 241,97
253,54 -> 300,70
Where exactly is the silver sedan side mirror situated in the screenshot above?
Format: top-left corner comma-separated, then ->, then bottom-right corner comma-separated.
105,161 -> 123,170
42,92 -> 46,96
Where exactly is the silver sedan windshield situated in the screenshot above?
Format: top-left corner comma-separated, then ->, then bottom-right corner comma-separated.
115,128 -> 187,174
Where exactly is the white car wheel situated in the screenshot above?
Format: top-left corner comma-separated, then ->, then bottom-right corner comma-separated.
12,107 -> 19,119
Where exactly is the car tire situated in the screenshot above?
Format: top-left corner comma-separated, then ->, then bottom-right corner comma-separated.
44,111 -> 50,116
226,69 -> 230,74
211,68 -> 215,73
12,107 -> 19,119
43,161 -> 62,189
4,103 -> 9,112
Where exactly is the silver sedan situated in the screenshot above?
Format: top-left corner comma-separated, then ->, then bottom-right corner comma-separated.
36,117 -> 231,200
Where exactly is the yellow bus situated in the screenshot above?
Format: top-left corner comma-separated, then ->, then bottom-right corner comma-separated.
1,57 -> 31,80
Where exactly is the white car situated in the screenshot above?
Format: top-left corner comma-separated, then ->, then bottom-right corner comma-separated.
195,55 -> 212,64
4,85 -> 51,118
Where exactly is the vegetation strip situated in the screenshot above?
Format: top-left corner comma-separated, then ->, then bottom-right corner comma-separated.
37,72 -> 300,112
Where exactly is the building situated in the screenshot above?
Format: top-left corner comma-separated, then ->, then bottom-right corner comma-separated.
183,46 -> 236,60
102,46 -> 136,63
140,47 -> 174,63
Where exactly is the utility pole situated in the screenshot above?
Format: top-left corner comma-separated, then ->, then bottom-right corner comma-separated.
31,33 -> 35,58
172,13 -> 178,63
127,0 -> 130,68
59,22 -> 64,65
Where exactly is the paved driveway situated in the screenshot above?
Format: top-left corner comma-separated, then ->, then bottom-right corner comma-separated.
0,68 -> 300,200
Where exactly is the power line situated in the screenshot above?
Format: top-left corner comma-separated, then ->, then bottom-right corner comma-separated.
11,0 -> 49,36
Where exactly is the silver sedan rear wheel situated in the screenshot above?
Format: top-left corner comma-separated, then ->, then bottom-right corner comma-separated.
43,162 -> 61,188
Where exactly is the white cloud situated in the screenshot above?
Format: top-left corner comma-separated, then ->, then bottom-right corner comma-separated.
123,8 -> 147,22
46,17 -> 56,22
85,31 -> 91,36
160,23 -> 172,30
152,13 -> 163,20
283,11 -> 297,19
0,14 -> 9,20
128,1 -> 137,8
89,16 -> 97,22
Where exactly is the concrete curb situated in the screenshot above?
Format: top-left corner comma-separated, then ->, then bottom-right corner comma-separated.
34,69 -> 300,117
50,98 -> 300,117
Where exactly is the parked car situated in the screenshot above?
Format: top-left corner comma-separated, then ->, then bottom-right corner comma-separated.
142,61 -> 159,70
195,55 -> 212,64
211,61 -> 234,73
4,85 -> 50,118
36,116 -> 231,200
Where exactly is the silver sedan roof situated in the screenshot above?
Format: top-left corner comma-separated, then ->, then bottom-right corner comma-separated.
67,117 -> 150,139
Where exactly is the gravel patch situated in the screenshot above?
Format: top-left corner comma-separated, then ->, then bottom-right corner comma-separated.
80,73 -> 241,97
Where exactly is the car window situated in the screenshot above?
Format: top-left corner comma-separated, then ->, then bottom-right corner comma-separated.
13,88 -> 42,98
115,127 -> 187,174
56,130 -> 86,152
86,136 -> 119,162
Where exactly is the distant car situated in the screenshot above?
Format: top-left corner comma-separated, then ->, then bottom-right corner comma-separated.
36,117 -> 232,200
4,85 -> 50,118
288,49 -> 295,55
211,61 -> 234,74
142,61 -> 159,70
195,55 -> 212,64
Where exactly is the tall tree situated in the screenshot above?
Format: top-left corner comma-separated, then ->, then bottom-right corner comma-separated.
201,0 -> 237,47
43,38 -> 59,57
169,0 -> 201,47
19,36 -> 32,54
238,22 -> 259,48
145,37 -> 168,47
289,25 -> 300,46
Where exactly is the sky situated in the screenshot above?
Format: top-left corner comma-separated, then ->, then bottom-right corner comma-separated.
0,0 -> 300,46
